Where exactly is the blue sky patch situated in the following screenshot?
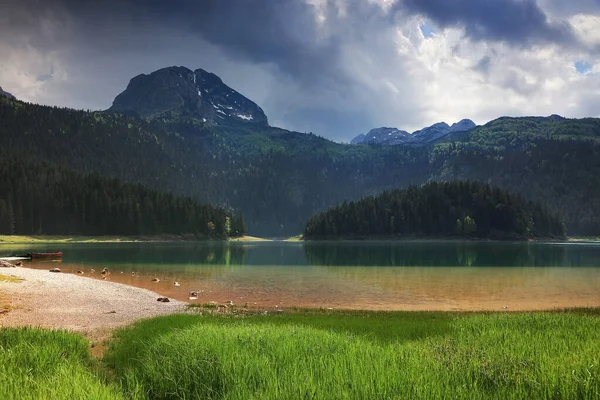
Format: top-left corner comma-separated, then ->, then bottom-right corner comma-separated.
575,61 -> 592,74
420,22 -> 436,39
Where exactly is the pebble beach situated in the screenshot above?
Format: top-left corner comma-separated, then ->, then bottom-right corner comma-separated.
0,266 -> 185,345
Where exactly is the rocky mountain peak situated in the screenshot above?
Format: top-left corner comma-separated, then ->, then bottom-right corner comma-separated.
350,133 -> 366,145
449,119 -> 476,132
109,66 -> 268,126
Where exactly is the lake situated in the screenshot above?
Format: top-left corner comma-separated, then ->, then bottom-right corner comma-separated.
2,240 -> 600,311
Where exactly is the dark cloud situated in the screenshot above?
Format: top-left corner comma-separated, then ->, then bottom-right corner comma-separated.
475,56 -> 492,74
399,0 -> 576,46
0,0 -> 373,140
48,0 -> 340,83
0,0 -> 597,142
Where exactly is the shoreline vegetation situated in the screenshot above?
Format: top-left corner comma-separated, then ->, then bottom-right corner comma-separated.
2,234 -> 598,245
0,235 -> 600,248
0,235 -> 268,244
301,234 -> 578,242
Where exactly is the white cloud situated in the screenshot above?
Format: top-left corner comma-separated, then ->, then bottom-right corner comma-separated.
0,44 -> 69,105
569,14 -> 600,46
337,11 -> 600,132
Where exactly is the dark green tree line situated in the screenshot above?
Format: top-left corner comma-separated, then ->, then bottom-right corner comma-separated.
0,157 -> 246,238
304,181 -> 565,240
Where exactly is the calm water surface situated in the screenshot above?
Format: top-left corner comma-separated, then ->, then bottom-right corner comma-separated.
3,241 -> 600,310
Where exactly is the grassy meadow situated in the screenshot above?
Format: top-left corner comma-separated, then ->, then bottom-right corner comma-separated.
0,328 -> 124,400
2,309 -> 600,399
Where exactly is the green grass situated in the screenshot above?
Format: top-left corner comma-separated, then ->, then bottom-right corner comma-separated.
284,234 -> 304,241
569,236 -> 600,242
3,310 -> 600,399
227,235 -> 271,242
0,328 -> 125,400
103,310 -> 600,399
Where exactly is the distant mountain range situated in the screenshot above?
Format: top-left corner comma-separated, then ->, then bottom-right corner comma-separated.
0,86 -> 15,100
110,66 -> 268,126
351,119 -> 476,146
2,66 -> 600,237
109,66 -> 476,147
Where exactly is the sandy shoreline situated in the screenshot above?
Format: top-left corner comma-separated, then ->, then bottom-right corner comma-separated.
0,266 -> 186,347
10,260 -> 600,314
0,234 -> 271,244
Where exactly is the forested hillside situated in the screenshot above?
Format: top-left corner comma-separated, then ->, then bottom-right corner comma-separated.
0,157 -> 245,237
304,181 -> 565,240
432,138 -> 600,235
0,96 -> 432,235
447,115 -> 600,150
1,93 -> 600,236
0,96 -> 216,202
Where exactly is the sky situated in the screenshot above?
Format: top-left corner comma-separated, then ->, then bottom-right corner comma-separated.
1,0 -> 599,142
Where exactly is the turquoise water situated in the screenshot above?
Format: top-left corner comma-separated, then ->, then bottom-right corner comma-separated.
2,241 -> 600,310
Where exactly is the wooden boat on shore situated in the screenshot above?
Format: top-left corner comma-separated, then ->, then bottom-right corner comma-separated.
28,252 -> 63,260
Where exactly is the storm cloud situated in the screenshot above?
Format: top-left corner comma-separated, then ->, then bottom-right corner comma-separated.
1,0 -> 599,141
399,0 -> 576,46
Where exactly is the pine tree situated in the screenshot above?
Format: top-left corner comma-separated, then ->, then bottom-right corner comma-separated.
463,216 -> 477,234
455,218 -> 463,234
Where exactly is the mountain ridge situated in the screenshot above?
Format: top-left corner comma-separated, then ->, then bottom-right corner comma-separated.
352,119 -> 476,145
0,86 -> 15,100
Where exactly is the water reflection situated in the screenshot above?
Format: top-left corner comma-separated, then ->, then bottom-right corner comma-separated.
3,241 -> 600,269
3,241 -> 600,268
303,241 -> 600,267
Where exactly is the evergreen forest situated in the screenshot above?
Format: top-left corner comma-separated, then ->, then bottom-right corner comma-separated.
303,181 -> 566,240
0,157 -> 246,238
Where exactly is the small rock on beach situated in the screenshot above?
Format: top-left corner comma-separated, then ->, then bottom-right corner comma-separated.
0,260 -> 16,268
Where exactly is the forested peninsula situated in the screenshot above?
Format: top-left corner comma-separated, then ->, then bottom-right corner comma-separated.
304,181 -> 566,240
0,157 -> 246,238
